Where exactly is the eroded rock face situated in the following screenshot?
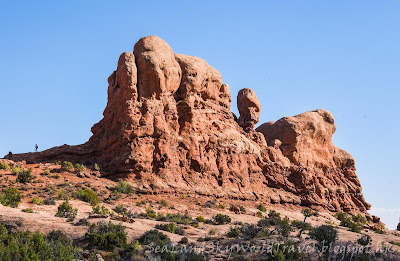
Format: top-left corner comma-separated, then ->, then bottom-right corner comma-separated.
134,36 -> 181,99
5,36 -> 370,214
237,88 -> 261,131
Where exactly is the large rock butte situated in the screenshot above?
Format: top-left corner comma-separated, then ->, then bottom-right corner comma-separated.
6,36 -> 370,214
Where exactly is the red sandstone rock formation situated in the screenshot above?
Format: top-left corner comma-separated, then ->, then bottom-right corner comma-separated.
5,36 -> 370,214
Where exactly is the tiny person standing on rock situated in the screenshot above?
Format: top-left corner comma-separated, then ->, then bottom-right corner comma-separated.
35,144 -> 38,152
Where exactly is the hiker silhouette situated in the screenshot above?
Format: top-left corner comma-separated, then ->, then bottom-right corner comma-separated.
35,144 -> 38,152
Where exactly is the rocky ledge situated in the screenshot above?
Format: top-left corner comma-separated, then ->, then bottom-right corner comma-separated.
6,36 -> 370,214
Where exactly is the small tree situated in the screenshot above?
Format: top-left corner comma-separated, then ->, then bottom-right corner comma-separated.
0,187 -> 23,207
56,200 -> 78,221
301,208 -> 318,222
310,225 -> 338,257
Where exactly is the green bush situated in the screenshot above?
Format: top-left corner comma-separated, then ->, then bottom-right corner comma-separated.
214,214 -> 231,225
43,197 -> 56,205
22,208 -> 33,213
85,221 -> 127,251
0,161 -> 9,170
56,200 -> 78,221
139,229 -> 171,246
0,187 -> 23,207
310,225 -> 337,251
113,180 -> 134,194
257,203 -> 266,212
114,204 -> 132,217
75,188 -> 100,206
336,211 -> 364,233
11,166 -> 20,175
61,161 -> 74,171
155,223 -> 177,234
0,224 -> 81,260
57,189 -> 68,200
159,199 -> 168,207
264,240 -> 300,261
301,208 -> 318,222
179,237 -> 189,244
94,163 -> 100,171
16,168 -> 35,183
227,227 -> 240,238
31,197 -> 43,205
41,169 -> 51,176
196,216 -> 205,222
275,217 -> 292,237
358,234 -> 372,246
291,220 -> 313,237
74,163 -> 86,172
217,203 -> 225,209
92,204 -> 110,215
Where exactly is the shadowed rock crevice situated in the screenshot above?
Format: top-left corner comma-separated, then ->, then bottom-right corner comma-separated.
5,35 -> 370,214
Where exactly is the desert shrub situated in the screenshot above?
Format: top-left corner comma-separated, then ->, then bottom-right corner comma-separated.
275,217 -> 292,237
256,211 -> 263,218
61,161 -> 74,171
139,229 -> 171,246
43,197 -> 56,205
352,213 -> 366,224
92,204 -> 110,215
268,210 -> 281,219
94,163 -> 100,171
227,227 -> 240,238
257,203 -> 266,212
31,197 -> 43,205
113,180 -> 134,195
179,237 -> 189,244
57,189 -> 68,200
159,199 -> 168,207
74,163 -> 86,172
0,161 -> 9,170
114,204 -> 133,217
217,203 -> 225,209
75,188 -> 100,206
184,253 -> 205,261
0,224 -> 81,260
22,208 -> 33,213
214,214 -> 231,225
291,220 -> 313,237
41,169 -> 51,176
358,234 -> 372,246
176,226 -> 185,235
75,218 -> 90,226
336,211 -> 364,233
0,187 -> 23,207
156,223 -> 177,234
196,216 -> 205,222
163,211 -> 193,224
310,225 -> 338,252
85,221 -> 127,251
118,241 -> 140,260
209,229 -> 216,235
16,168 -> 35,183
301,208 -> 318,222
262,240 -> 300,261
136,201 -> 143,206
239,205 -> 246,213
56,200 -> 78,221
11,166 -> 20,175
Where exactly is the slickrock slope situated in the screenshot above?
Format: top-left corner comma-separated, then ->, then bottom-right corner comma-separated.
6,36 -> 370,214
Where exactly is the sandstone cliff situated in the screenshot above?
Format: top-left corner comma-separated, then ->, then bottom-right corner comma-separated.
5,36 -> 370,214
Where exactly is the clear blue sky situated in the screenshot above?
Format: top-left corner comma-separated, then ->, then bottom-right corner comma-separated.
1,1 -> 399,228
